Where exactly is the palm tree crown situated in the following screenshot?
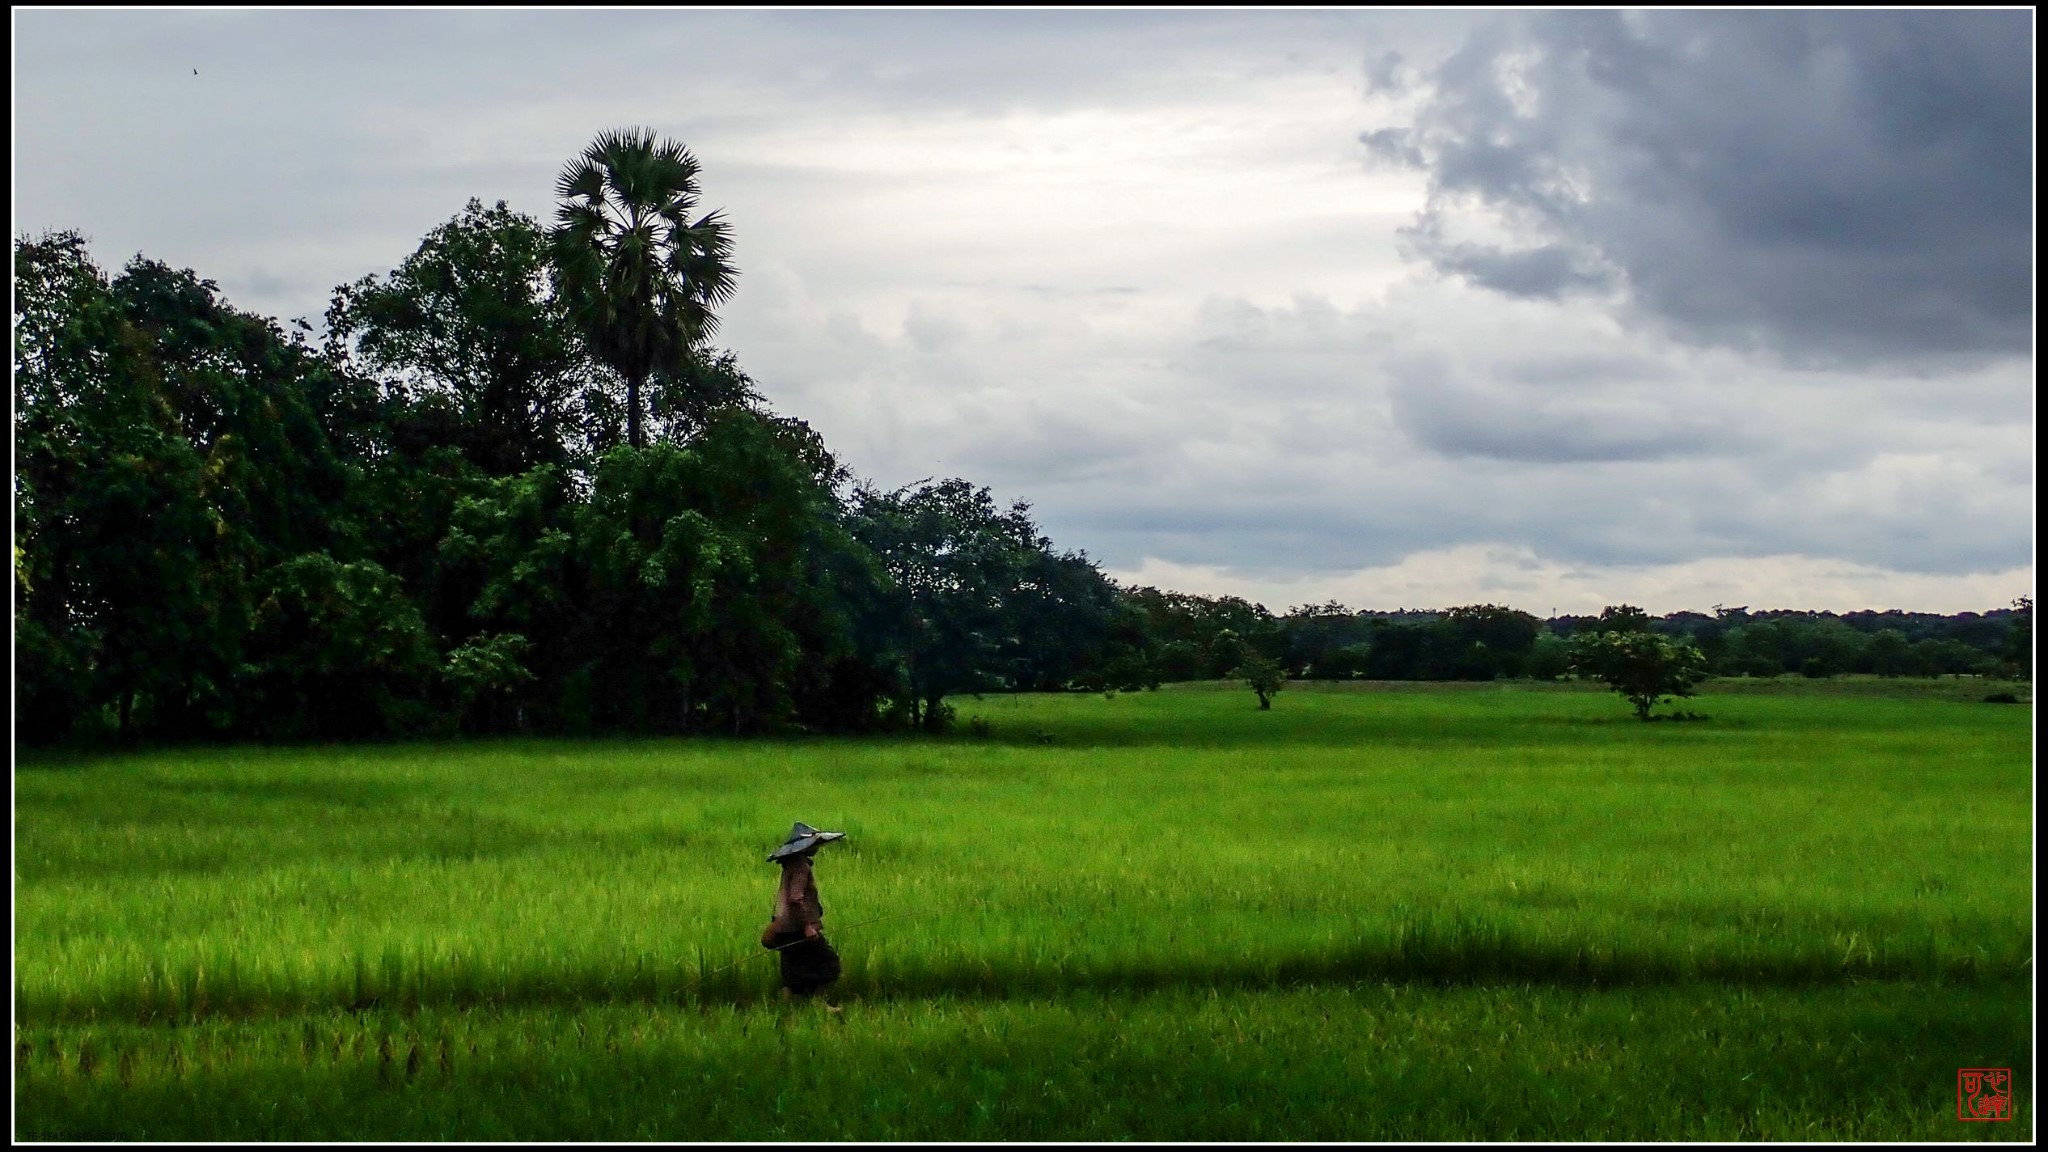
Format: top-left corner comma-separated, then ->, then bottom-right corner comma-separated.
553,128 -> 737,447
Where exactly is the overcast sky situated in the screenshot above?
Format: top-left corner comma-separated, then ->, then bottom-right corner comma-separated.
14,10 -> 2035,615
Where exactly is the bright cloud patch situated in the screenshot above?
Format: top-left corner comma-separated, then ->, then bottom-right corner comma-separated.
1111,549 -> 2032,618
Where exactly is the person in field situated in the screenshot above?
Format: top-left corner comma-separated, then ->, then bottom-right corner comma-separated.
761,821 -> 845,1000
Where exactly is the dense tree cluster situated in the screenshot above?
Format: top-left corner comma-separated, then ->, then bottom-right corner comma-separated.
14,132 -> 2029,744
14,144 -> 1137,743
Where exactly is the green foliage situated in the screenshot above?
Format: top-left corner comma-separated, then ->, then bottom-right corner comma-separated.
1589,603 -> 1654,634
13,233 -> 364,741
1346,609 -> 1540,683
327,199 -> 597,475
1524,631 -> 1573,681
1008,550 -> 1151,694
848,479 -> 1044,728
1125,588 -> 1278,680
1861,628 -> 1914,676
1214,628 -> 1287,708
12,139 -> 890,744
1666,606 -> 2020,681
1906,636 -> 2000,677
1441,603 -> 1541,656
1437,603 -> 1542,679
647,347 -> 762,442
1277,601 -> 1370,678
1229,652 -> 1287,709
558,413 -> 860,734
1272,601 -> 1545,683
14,231 -> 172,740
443,633 -> 536,732
2005,595 -> 2032,677
1568,627 -> 1709,720
243,554 -> 439,739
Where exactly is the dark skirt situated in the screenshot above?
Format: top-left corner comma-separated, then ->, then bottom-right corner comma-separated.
766,930 -> 842,995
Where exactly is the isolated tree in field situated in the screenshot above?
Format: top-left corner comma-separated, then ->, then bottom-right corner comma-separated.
553,128 -> 736,448
1215,628 -> 1286,709
1568,629 -> 1708,720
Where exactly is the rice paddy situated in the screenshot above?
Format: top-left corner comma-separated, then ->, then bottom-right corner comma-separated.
14,678 -> 2035,1140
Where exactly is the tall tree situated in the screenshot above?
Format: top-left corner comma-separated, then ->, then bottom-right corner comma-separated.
552,129 -> 737,448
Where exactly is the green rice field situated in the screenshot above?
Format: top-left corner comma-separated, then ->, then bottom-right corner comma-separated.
14,678 -> 2035,1140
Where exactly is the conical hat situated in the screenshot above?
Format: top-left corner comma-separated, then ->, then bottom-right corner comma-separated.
767,821 -> 846,862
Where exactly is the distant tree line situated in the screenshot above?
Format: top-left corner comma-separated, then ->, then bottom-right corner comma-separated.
1120,597 -> 2029,688
12,131 -> 2030,746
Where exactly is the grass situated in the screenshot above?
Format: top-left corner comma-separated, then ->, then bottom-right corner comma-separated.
14,677 -> 2035,1140
17,983 -> 2032,1141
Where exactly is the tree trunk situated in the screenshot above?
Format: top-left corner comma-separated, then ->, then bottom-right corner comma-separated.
627,370 -> 645,448
1256,690 -> 1271,710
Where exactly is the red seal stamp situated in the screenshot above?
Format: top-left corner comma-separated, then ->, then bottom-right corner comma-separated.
1957,1067 -> 2012,1122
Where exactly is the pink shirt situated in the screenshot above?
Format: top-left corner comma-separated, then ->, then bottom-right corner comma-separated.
771,857 -> 824,933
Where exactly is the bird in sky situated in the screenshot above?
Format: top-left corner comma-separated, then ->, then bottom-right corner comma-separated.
192,69 -> 198,76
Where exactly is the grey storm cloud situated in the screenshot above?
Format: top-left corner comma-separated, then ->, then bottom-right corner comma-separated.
1363,10 -> 2035,363
1387,359 -> 1732,464
13,10 -> 2031,612
1009,285 -> 2030,579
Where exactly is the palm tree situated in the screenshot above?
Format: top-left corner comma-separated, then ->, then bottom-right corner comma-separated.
553,128 -> 737,448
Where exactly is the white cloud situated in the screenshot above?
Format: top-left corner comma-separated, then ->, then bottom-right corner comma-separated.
1110,548 -> 2033,618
